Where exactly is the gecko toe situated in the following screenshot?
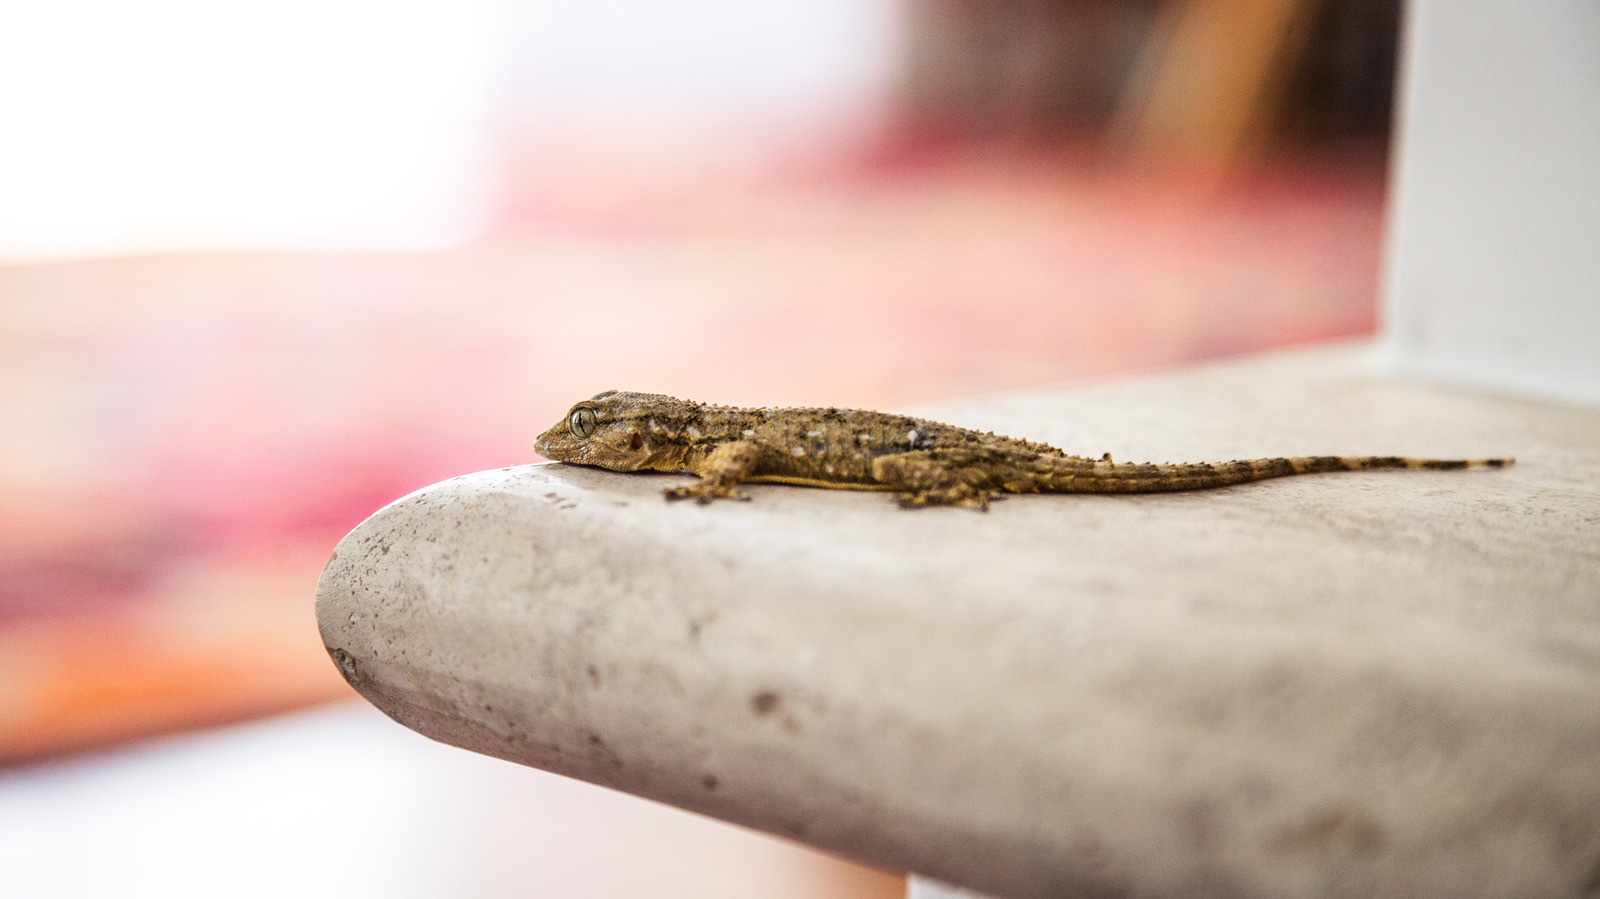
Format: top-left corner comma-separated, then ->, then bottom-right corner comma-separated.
895,488 -> 995,510
664,483 -> 748,503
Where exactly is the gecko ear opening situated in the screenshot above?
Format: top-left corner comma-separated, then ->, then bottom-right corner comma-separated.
630,431 -> 644,450
569,407 -> 597,438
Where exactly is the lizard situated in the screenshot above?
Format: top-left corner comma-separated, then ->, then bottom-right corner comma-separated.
533,390 -> 1513,510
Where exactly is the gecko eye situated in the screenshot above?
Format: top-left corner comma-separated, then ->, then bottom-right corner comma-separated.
569,407 -> 597,439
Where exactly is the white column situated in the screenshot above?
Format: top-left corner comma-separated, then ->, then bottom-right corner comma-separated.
1383,0 -> 1600,404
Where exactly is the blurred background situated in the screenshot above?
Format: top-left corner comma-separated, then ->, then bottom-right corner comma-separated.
1,0 -> 1399,894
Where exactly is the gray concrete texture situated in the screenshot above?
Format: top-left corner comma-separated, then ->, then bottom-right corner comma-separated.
317,343 -> 1600,899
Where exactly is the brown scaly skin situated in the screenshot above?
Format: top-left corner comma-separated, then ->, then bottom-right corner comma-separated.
534,391 -> 1514,510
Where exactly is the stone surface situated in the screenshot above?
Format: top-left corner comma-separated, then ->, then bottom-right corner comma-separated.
317,343 -> 1600,899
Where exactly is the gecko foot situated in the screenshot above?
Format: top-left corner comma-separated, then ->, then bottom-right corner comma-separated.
663,482 -> 750,503
894,488 -> 998,511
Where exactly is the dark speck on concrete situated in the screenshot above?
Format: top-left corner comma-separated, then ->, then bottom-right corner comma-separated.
1582,851 -> 1600,897
751,691 -> 780,716
1273,807 -> 1387,856
328,646 -> 360,684
586,731 -> 623,768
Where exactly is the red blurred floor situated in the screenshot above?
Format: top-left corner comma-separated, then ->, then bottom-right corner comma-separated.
0,149 -> 1385,765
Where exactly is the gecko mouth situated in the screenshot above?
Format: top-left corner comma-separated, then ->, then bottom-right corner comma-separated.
534,432 -> 609,468
534,429 -> 575,461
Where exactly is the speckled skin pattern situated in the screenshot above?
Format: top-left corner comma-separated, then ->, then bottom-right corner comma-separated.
534,391 -> 1512,509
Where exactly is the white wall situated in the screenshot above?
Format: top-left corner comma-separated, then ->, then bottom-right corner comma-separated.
1382,0 -> 1600,405
0,0 -> 499,261
0,0 -> 900,262
502,0 -> 899,119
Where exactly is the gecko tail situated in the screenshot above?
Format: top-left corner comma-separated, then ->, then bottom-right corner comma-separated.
1318,456 -> 1515,472
1051,455 -> 1514,494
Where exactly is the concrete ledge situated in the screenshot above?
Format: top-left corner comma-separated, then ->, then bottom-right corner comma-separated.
317,343 -> 1600,899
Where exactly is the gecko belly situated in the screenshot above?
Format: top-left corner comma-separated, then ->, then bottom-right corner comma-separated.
741,474 -> 894,491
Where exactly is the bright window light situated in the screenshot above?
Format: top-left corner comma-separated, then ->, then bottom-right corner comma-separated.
0,0 -> 499,262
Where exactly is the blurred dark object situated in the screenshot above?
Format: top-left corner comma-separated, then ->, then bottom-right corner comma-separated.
1276,0 -> 1401,151
897,0 -> 1399,160
898,0 -> 1162,141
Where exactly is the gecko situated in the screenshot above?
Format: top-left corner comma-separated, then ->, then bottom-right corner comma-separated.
533,390 -> 1513,509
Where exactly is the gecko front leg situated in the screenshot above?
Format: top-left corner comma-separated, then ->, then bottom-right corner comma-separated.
664,440 -> 763,503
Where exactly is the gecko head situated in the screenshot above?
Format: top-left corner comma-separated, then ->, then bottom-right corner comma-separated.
535,390 -> 695,472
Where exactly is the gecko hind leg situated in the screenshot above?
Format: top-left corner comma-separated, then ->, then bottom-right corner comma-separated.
875,449 -> 1003,510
